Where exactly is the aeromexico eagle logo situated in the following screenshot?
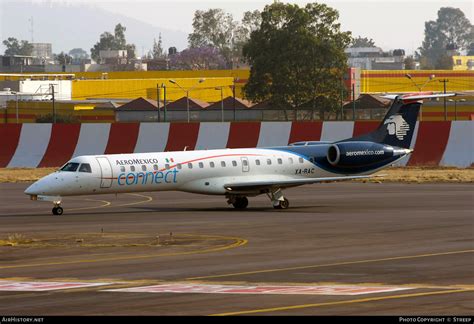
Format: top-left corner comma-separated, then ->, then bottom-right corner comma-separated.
384,114 -> 410,140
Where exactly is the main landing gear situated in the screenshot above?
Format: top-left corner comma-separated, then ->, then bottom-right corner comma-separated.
227,196 -> 249,209
267,188 -> 290,210
226,188 -> 290,210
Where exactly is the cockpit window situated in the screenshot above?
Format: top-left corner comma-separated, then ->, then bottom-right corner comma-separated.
79,163 -> 92,173
60,162 -> 79,172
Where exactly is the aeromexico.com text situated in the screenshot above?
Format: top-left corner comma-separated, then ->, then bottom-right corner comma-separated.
345,150 -> 385,157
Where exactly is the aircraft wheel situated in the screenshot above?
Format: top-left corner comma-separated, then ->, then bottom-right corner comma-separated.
52,206 -> 63,215
232,197 -> 248,209
273,198 -> 289,209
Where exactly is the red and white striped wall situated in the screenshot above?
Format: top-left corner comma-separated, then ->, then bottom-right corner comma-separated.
1,121 -> 472,168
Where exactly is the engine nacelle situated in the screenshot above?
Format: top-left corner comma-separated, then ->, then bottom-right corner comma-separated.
327,142 -> 406,168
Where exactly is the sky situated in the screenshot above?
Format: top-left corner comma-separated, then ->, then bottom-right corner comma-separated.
1,0 -> 473,55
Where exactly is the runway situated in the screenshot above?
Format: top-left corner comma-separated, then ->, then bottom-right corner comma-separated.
0,182 -> 472,315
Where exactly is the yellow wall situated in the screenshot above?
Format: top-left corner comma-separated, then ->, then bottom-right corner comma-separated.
71,77 -> 236,102
1,101 -> 115,123
0,69 -> 250,81
361,70 -> 473,93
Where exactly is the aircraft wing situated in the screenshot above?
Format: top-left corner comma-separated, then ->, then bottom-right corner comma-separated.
224,175 -> 379,193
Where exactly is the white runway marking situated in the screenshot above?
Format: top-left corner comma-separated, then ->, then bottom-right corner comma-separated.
104,283 -> 412,296
0,281 -> 111,291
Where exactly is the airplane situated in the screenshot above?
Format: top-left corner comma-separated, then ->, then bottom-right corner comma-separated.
24,92 -> 455,215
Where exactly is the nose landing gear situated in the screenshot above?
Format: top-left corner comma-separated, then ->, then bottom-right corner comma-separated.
52,200 -> 63,215
52,206 -> 64,215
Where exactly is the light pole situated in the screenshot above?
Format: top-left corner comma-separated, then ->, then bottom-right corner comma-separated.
169,78 -> 205,123
215,86 -> 224,122
448,99 -> 466,121
404,74 -> 435,121
405,73 -> 436,92
50,84 -> 56,124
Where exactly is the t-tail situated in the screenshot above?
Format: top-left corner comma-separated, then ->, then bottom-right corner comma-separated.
323,92 -> 456,173
342,92 -> 457,148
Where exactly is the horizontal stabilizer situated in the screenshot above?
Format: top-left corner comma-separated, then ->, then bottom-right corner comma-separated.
382,92 -> 456,102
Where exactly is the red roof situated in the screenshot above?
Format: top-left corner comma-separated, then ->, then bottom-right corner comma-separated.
165,96 -> 210,110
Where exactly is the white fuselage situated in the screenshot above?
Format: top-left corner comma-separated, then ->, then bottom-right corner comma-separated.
25,148 -> 339,197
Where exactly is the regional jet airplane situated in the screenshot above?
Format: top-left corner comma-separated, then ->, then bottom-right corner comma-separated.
25,92 -> 454,215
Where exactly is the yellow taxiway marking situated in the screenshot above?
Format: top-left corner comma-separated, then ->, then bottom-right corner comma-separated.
114,193 -> 153,208
187,249 -> 474,280
211,288 -> 474,316
0,234 -> 248,269
67,193 -> 152,212
68,198 -> 111,211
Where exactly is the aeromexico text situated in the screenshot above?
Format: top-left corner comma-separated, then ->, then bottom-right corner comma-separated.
116,158 -> 159,166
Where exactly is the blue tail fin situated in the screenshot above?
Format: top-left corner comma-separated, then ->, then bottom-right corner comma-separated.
346,97 -> 420,149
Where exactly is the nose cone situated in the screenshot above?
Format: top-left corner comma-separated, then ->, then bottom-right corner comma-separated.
24,182 -> 38,195
24,174 -> 55,196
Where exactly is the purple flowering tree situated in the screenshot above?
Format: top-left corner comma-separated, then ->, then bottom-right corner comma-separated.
169,46 -> 226,70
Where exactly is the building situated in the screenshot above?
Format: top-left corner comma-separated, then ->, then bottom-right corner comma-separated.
345,47 -> 405,70
31,43 -> 53,61
99,50 -> 128,65
452,56 -> 474,70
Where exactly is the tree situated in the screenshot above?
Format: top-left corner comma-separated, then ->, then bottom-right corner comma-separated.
2,37 -> 33,56
419,7 -> 473,69
169,46 -> 226,70
243,2 -> 351,119
350,36 -> 376,48
188,9 -> 237,66
404,56 -> 416,70
151,34 -> 165,59
69,48 -> 89,59
233,10 -> 262,65
55,52 -> 72,65
90,24 -> 136,61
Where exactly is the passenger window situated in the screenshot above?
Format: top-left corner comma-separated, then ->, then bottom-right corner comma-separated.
199,162 -> 204,168
188,163 -> 193,169
221,161 -> 226,167
177,164 -> 182,170
289,157 -> 294,164
267,159 -> 272,165
153,164 -> 158,171
120,166 -> 125,172
277,158 -> 282,165
165,164 -> 170,170
299,157 -> 304,164
60,162 -> 80,172
142,165 -> 147,171
210,162 -> 215,168
232,161 -> 237,167
131,166 -> 136,172
78,163 -> 92,173
243,159 -> 248,166
255,159 -> 261,166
